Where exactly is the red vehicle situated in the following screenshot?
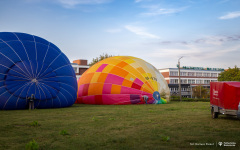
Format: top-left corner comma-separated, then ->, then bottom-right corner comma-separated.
210,82 -> 240,119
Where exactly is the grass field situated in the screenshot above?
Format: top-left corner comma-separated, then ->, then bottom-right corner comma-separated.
0,102 -> 240,150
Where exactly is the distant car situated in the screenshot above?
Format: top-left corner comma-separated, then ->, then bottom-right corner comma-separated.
210,82 -> 240,119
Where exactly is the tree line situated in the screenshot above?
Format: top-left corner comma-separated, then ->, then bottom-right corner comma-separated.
218,65 -> 240,81
88,53 -> 114,66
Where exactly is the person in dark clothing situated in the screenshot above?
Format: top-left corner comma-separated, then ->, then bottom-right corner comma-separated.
28,94 -> 35,110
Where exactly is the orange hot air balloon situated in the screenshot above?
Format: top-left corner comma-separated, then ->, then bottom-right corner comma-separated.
76,56 -> 170,105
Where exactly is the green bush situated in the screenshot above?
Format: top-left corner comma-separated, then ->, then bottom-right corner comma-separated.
59,130 -> 69,136
29,121 -> 39,127
170,96 -> 209,102
161,136 -> 170,142
170,96 -> 180,101
91,116 -> 98,121
25,139 -> 39,150
108,117 -> 116,121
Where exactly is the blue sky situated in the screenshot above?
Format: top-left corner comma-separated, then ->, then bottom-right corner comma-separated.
1,0 -> 240,69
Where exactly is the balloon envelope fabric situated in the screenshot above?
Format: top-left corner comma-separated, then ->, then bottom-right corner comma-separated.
76,56 -> 170,105
0,32 -> 77,110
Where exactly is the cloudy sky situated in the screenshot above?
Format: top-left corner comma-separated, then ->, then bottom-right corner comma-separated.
1,0 -> 240,69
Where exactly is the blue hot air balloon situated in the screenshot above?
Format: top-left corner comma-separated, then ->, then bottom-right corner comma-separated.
0,32 -> 77,110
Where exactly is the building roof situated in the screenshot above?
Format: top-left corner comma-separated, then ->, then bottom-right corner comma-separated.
158,68 -> 224,72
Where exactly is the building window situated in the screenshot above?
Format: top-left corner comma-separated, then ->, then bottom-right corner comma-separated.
196,72 -> 202,77
181,79 -> 187,84
180,72 -> 187,76
170,79 -> 178,84
187,72 -> 195,76
211,80 -> 217,82
204,80 -> 210,84
192,80 -> 195,84
203,73 -> 210,77
196,80 -> 202,84
188,79 -> 195,84
211,73 -> 217,77
170,71 -> 178,76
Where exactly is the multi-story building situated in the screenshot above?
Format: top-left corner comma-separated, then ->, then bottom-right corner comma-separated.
71,59 -> 89,80
159,67 -> 224,98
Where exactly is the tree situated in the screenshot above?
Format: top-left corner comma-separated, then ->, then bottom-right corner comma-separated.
218,66 -> 240,81
192,86 -> 209,98
89,53 -> 114,66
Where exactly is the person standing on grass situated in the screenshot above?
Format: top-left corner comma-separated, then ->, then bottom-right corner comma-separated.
28,94 -> 35,110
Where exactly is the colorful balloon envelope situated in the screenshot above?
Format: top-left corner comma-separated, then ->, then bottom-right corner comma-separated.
76,56 -> 170,105
0,32 -> 77,110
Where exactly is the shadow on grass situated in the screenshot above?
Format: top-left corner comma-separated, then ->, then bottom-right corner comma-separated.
217,115 -> 240,121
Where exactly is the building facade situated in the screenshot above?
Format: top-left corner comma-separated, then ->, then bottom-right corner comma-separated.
159,67 -> 224,98
71,59 -> 89,80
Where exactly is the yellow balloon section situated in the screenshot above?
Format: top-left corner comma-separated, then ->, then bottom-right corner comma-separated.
76,56 -> 170,105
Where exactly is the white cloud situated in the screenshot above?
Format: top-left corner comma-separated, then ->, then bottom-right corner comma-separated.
195,35 -> 226,46
141,6 -> 188,16
219,11 -> 240,20
194,35 -> 240,46
56,0 -> 111,8
125,25 -> 160,39
144,34 -> 240,69
158,35 -> 240,46
148,43 -> 240,62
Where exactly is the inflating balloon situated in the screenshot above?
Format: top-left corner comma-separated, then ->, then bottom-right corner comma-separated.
76,56 -> 170,105
0,32 -> 77,110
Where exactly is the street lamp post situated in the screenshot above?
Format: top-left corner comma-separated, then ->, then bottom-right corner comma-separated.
178,56 -> 183,101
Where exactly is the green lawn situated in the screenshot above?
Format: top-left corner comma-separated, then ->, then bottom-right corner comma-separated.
0,102 -> 240,150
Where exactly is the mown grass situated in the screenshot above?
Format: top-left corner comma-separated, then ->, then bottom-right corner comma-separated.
0,102 -> 240,150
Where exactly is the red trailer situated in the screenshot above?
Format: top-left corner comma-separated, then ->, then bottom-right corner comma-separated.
210,82 -> 240,119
